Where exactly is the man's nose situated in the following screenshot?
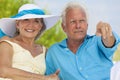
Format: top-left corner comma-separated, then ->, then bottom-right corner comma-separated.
76,21 -> 81,28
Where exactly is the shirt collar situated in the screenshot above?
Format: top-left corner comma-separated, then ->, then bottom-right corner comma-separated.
58,35 -> 93,48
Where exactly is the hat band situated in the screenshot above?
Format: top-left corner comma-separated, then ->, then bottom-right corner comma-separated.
11,9 -> 45,18
0,29 -> 6,38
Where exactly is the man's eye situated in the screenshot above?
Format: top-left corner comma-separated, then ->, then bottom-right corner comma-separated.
70,20 -> 76,24
79,19 -> 86,23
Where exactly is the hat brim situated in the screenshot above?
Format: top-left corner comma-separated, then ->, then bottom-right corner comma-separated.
0,14 -> 60,37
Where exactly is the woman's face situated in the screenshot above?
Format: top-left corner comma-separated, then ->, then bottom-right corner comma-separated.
16,18 -> 43,39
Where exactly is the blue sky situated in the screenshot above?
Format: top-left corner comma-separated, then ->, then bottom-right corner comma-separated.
34,0 -> 120,36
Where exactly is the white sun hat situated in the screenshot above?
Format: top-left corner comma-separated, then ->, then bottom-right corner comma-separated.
0,4 -> 60,37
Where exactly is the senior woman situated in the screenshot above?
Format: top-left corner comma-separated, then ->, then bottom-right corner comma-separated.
0,4 -> 60,80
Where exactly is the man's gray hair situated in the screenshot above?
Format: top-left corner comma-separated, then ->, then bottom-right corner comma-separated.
61,1 -> 88,24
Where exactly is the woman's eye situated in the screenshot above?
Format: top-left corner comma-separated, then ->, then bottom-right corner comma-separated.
24,19 -> 29,21
35,19 -> 42,23
35,20 -> 40,23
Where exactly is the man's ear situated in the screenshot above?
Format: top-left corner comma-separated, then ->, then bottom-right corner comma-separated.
87,23 -> 88,29
61,23 -> 66,32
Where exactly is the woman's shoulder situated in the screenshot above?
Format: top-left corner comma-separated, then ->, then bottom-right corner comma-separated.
0,36 -> 10,40
0,36 -> 12,43
0,37 -> 14,51
0,36 -> 16,48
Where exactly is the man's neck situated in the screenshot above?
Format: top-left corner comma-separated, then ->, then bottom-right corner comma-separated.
67,39 -> 84,54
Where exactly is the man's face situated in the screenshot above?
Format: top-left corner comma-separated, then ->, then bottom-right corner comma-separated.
62,8 -> 88,41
